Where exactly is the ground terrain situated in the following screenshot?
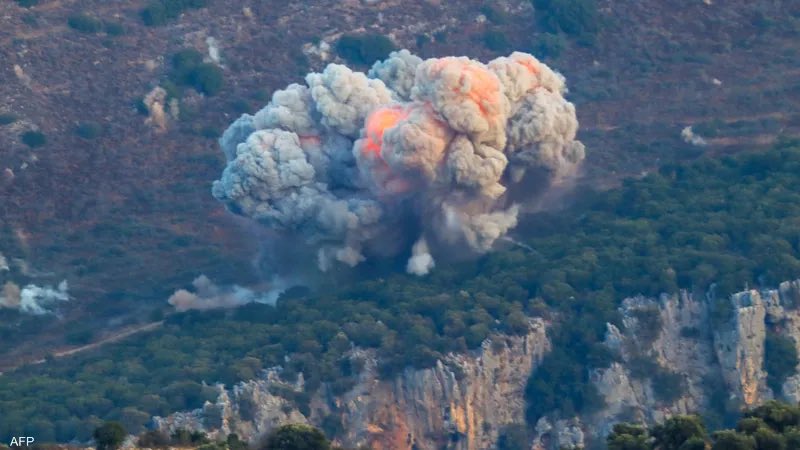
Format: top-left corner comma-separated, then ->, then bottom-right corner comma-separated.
0,0 -> 798,367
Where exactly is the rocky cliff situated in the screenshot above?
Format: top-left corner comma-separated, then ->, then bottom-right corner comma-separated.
155,281 -> 800,450
155,319 -> 550,450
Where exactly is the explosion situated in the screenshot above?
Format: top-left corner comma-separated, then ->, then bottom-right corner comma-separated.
213,50 -> 584,275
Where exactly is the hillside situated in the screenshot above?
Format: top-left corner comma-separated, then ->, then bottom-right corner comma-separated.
3,138 -> 800,446
0,0 -> 799,367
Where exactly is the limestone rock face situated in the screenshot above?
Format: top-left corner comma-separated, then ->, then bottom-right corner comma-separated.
713,289 -> 771,407
155,281 -> 800,450
156,319 -> 550,450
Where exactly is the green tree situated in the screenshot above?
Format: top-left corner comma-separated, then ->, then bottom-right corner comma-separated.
93,422 -> 127,450
21,130 -> 46,147
335,34 -> 396,66
67,14 -> 102,33
745,401 -> 800,433
531,0 -> 600,38
712,430 -> 756,450
607,423 -> 650,450
651,416 -> 706,450
260,424 -> 331,450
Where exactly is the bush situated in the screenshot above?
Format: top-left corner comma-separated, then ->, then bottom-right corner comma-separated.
67,14 -> 103,34
103,22 -> 125,36
0,113 -> 17,125
141,0 -> 208,26
168,49 -> 224,96
187,64 -> 224,96
335,33 -> 396,66
532,32 -> 566,59
532,0 -> 600,38
15,0 -> 39,7
75,122 -> 104,139
21,130 -> 46,148
93,422 -> 126,450
481,4 -> 510,24
483,30 -> 511,52
260,424 -> 330,450
172,48 -> 204,72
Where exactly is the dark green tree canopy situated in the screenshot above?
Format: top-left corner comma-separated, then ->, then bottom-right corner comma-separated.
93,422 -> 127,450
261,424 -> 331,450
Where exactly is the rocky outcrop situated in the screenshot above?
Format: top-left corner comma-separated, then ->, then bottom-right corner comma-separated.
713,289 -> 771,407
542,282 -> 800,449
155,281 -> 800,450
156,319 -> 550,450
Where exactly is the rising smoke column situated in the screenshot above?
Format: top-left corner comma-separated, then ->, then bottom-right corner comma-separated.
213,50 -> 584,275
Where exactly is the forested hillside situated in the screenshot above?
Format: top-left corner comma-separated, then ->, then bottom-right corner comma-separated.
2,140 -> 800,442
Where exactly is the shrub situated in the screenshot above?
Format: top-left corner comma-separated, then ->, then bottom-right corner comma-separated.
186,63 -> 223,95
103,22 -> 125,36
21,130 -> 46,148
260,424 -> 330,450
0,113 -> 17,125
75,122 -> 104,139
532,0 -> 600,38
172,48 -> 204,72
532,32 -> 566,59
335,33 -> 396,66
168,49 -> 224,96
68,14 -> 103,34
483,29 -> 511,52
141,0 -> 208,26
481,4 -> 509,24
93,422 -> 126,450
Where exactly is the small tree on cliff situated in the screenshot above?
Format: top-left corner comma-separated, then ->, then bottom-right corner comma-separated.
260,424 -> 331,450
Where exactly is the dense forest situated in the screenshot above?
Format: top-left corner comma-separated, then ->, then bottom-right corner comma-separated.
2,140 -> 800,443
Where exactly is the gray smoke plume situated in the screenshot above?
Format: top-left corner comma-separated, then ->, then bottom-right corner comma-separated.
0,280 -> 70,315
213,51 -> 584,275
167,275 -> 286,312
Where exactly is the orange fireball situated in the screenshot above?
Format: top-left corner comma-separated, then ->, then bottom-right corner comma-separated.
362,106 -> 409,158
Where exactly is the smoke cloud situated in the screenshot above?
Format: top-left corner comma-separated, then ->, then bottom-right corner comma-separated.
167,275 -> 285,312
681,126 -> 707,146
0,280 -> 70,315
213,50 -> 584,275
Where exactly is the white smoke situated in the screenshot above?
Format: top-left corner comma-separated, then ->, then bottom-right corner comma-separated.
0,280 -> 70,315
167,275 -> 285,312
206,37 -> 221,65
681,126 -> 708,146
406,238 -> 435,276
144,86 -> 169,132
213,50 -> 584,275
